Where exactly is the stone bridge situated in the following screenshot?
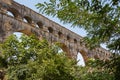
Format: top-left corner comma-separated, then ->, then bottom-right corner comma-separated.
0,0 -> 111,62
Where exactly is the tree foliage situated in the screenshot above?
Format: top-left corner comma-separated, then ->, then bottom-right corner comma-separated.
0,34 -> 78,80
0,34 -> 114,80
36,0 -> 120,54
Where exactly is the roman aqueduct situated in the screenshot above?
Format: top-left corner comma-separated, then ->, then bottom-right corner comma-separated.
0,0 -> 111,63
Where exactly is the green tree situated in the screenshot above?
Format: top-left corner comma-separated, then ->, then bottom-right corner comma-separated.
78,59 -> 115,80
0,34 -> 115,80
0,34 -> 79,80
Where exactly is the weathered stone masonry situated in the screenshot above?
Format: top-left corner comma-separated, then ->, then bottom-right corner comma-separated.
0,0 -> 111,62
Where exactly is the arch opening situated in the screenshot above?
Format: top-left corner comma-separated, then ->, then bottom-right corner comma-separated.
77,52 -> 85,66
48,27 -> 53,33
58,31 -> 63,38
7,8 -> 20,18
67,35 -> 70,41
23,16 -> 32,24
13,32 -> 23,41
7,32 -> 36,61
7,11 -> 14,17
56,43 -> 71,58
12,32 -> 34,42
36,22 -> 43,29
15,26 -> 33,36
54,42 -> 71,57
74,39 -> 77,44
13,32 -> 23,37
53,44 -> 64,54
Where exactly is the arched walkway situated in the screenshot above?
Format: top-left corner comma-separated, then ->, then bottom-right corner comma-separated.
23,16 -> 32,24
7,11 -> 14,17
7,8 -> 20,18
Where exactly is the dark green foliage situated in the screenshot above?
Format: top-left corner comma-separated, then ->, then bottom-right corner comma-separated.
107,55 -> 120,80
0,56 -> 7,68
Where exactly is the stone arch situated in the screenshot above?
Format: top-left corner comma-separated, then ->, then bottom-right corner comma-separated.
74,39 -> 77,44
15,27 -> 33,36
8,30 -> 32,37
2,30 -> 30,42
67,35 -> 70,41
79,49 -> 88,62
57,43 -> 71,57
36,21 -> 43,29
13,32 -> 23,38
23,16 -> 32,24
7,11 -> 14,17
58,31 -> 63,38
48,27 -> 53,33
7,8 -> 20,18
77,52 -> 85,66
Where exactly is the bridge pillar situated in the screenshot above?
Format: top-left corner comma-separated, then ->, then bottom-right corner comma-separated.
0,30 -> 12,43
71,50 -> 78,59
0,19 -> 13,42
0,6 -> 7,14
0,30 -> 5,43
0,22 -> 5,42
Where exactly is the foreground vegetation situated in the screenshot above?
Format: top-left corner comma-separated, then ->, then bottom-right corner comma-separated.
0,35 -> 116,80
